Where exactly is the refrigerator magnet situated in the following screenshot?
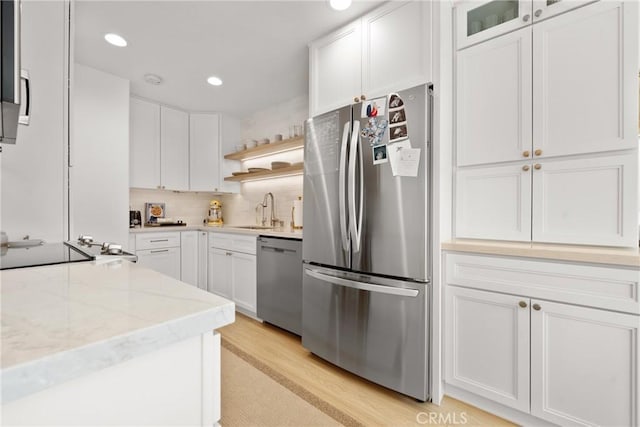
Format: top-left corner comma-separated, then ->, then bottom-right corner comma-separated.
361,97 -> 386,119
373,144 -> 388,165
389,108 -> 406,124
361,117 -> 388,147
388,93 -> 404,109
389,124 -> 408,142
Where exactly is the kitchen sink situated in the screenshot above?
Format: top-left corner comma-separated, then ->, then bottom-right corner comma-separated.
232,225 -> 275,230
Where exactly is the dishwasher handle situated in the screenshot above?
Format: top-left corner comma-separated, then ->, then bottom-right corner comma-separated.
260,245 -> 297,254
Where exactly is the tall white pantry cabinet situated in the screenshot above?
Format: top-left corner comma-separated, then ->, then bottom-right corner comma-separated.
454,0 -> 639,247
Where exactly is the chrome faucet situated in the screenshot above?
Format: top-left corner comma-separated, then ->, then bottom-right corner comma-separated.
259,192 -> 278,227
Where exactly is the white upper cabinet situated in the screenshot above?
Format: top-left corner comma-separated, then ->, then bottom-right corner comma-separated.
454,0 -> 639,247
361,1 -> 431,100
456,0 -> 595,49
456,0 -> 532,50
160,106 -> 189,191
130,99 -> 189,190
130,98 -> 161,189
310,20 -> 362,117
456,163 -> 532,241
532,0 -> 638,158
456,27 -> 532,166
531,153 -> 638,247
189,113 -> 221,192
309,1 -> 430,117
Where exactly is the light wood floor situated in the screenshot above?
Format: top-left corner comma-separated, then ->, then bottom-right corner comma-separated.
219,313 -> 514,427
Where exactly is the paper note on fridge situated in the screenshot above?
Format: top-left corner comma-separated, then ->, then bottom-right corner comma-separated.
389,145 -> 421,177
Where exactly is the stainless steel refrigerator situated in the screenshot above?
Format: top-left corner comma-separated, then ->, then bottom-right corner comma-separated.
302,83 -> 432,401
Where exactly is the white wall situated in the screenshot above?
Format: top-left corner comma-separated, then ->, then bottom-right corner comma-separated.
0,1 -> 67,243
70,64 -> 129,245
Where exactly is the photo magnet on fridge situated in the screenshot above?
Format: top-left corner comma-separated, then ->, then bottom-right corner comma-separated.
372,144 -> 388,165
389,124 -> 408,142
361,97 -> 386,118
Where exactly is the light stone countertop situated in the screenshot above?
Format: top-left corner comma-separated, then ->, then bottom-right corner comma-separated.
442,239 -> 640,268
129,224 -> 303,240
0,260 -> 235,404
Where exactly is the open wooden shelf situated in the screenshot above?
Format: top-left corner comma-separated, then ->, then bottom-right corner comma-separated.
223,136 -> 304,161
224,164 -> 304,182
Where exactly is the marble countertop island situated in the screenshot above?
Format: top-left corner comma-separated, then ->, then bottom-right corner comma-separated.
1,260 -> 235,404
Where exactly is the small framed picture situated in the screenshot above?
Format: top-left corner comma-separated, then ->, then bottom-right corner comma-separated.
372,144 -> 388,165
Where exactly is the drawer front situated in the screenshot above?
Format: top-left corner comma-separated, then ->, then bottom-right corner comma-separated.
445,253 -> 640,314
232,235 -> 257,255
209,232 -> 256,255
135,232 -> 181,250
209,232 -> 233,251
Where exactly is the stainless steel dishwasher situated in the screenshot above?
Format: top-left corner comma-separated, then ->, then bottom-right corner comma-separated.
257,236 -> 302,335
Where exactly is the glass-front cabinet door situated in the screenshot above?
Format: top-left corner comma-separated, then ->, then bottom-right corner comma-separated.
456,0 -> 533,49
531,0 -> 596,22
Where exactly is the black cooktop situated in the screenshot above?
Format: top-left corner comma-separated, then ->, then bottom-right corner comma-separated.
0,243 -> 93,270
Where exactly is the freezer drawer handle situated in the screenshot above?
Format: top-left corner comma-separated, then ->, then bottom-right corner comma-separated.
305,268 -> 419,297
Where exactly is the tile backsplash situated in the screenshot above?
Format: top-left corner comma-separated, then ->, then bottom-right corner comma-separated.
130,188 -> 217,226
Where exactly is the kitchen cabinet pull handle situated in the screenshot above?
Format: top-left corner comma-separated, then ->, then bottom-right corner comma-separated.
534,149 -> 542,156
226,252 -> 232,256
150,249 -> 169,254
522,165 -> 530,171
518,301 -> 527,308
353,96 -> 360,103
522,150 -> 530,158
533,303 -> 541,311
150,239 -> 169,243
523,14 -> 531,22
19,70 -> 31,125
534,164 -> 542,170
534,9 -> 542,17
360,95 -> 366,101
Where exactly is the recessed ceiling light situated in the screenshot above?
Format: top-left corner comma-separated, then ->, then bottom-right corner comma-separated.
104,33 -> 127,47
329,0 -> 351,11
207,76 -> 223,86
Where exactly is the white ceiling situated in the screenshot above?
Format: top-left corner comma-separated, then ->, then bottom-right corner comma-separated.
74,0 -> 382,118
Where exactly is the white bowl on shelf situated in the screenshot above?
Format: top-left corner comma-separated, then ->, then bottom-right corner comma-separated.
235,144 -> 246,152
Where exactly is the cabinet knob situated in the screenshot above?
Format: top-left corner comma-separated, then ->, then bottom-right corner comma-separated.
354,97 -> 360,103
522,165 -> 530,171
157,185 -> 161,189
518,301 -> 527,308
523,14 -> 531,22
360,95 -> 366,101
523,150 -> 530,158
534,149 -> 542,156
162,185 -> 166,189
533,303 -> 541,311
534,9 -> 542,17
534,164 -> 542,170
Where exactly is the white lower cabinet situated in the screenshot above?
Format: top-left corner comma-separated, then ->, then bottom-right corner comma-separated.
136,247 -> 181,280
208,232 -> 257,315
445,286 -> 530,412
208,248 -> 233,300
530,300 -> 639,427
444,253 -> 639,426
197,231 -> 208,291
134,232 -> 181,281
180,231 -> 198,287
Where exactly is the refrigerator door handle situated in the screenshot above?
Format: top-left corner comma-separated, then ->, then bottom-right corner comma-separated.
348,120 -> 362,252
339,122 -> 350,251
305,268 -> 419,297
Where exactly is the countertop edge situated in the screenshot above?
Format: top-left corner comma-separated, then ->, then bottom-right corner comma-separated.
0,302 -> 235,404
129,225 -> 303,240
441,239 -> 640,268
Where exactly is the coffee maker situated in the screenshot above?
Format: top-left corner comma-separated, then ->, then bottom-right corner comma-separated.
129,210 -> 142,228
208,200 -> 223,225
